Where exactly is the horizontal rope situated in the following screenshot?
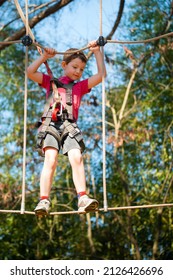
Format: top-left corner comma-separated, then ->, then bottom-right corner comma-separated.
100,203 -> 173,211
0,210 -> 35,214
0,203 -> 173,215
30,31 -> 173,54
107,31 -> 173,45
0,40 -> 22,45
32,42 -> 89,55
0,31 -> 173,53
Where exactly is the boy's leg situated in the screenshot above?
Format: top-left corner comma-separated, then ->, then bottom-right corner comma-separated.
68,148 -> 86,193
68,148 -> 99,212
34,147 -> 58,215
40,147 -> 58,197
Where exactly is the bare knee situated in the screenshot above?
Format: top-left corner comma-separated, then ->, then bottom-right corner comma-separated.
68,149 -> 83,167
44,148 -> 58,170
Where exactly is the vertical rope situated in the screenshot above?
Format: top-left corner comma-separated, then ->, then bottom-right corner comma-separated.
100,0 -> 108,211
21,0 -> 29,214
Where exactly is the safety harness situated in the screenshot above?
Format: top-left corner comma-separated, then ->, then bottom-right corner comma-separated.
36,78 -> 85,156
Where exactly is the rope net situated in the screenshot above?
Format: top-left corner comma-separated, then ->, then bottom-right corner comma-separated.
0,0 -> 172,216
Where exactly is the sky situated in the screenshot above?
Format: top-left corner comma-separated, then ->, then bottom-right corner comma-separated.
35,0 -> 134,53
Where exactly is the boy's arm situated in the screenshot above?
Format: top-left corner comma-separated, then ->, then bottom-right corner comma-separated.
27,48 -> 56,84
87,41 -> 107,89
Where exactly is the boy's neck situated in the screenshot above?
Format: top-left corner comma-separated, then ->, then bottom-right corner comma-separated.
59,76 -> 74,84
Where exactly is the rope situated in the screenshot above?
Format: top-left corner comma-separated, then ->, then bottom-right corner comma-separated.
1,31 -> 173,51
14,0 -> 54,78
0,203 -> 173,215
99,0 -> 107,212
32,41 -> 89,54
0,210 -> 35,215
20,0 -> 29,214
106,32 -> 173,45
14,0 -> 35,41
99,203 -> 173,211
0,40 -> 22,45
31,31 -> 173,53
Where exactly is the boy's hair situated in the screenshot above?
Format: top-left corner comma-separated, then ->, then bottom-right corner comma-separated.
63,48 -> 88,64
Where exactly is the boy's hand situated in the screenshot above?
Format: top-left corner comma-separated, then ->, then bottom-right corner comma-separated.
42,47 -> 56,60
88,40 -> 100,53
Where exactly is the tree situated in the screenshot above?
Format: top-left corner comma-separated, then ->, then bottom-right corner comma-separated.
104,0 -> 173,259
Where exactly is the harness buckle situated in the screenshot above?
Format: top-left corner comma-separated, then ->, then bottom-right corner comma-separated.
69,128 -> 80,138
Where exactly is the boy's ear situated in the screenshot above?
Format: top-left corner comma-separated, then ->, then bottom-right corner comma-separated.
61,61 -> 66,69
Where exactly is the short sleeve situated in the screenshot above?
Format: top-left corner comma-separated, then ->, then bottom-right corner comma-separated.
39,73 -> 51,99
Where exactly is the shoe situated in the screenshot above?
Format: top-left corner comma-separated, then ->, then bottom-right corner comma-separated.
78,195 -> 99,212
34,199 -> 50,216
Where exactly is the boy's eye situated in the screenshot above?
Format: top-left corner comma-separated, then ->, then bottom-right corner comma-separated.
72,66 -> 84,72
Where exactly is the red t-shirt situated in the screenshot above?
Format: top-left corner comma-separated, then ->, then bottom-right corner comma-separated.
40,74 -> 91,121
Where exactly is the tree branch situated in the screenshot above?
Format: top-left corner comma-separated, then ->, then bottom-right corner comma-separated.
0,0 -> 6,7
0,0 -> 75,51
106,0 -> 125,40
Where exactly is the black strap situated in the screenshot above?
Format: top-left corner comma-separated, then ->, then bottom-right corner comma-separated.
46,126 -> 61,142
36,107 -> 52,151
62,120 -> 83,143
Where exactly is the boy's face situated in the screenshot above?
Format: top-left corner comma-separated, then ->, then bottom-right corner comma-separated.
61,58 -> 86,81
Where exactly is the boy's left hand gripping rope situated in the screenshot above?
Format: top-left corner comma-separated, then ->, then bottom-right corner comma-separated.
22,35 -> 33,46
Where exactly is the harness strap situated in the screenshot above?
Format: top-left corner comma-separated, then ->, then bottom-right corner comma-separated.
36,124 -> 61,157
36,45 -> 53,79
36,78 -> 77,156
36,107 -> 53,155
46,126 -> 61,142
62,120 -> 83,143
65,88 -> 73,120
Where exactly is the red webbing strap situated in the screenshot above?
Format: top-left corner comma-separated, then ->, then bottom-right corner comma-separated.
36,44 -> 53,79
44,60 -> 53,79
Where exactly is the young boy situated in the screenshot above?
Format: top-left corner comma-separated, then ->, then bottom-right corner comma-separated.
27,40 -> 106,216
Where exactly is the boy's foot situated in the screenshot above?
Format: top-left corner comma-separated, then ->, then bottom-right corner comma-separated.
34,199 -> 50,216
78,195 -> 99,212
